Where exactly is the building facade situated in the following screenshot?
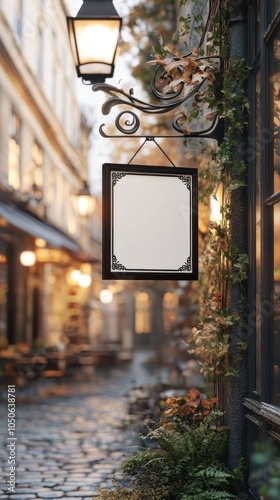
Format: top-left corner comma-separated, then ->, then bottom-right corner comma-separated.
245,0 -> 280,496
0,0 -> 99,351
199,0 -> 280,497
177,0 -> 280,496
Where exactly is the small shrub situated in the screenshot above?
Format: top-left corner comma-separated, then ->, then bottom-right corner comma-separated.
96,481 -> 170,499
96,389 -> 239,500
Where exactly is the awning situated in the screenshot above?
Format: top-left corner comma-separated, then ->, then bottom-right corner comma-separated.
0,203 -> 81,253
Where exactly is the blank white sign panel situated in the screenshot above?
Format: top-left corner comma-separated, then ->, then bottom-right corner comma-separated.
102,164 -> 198,280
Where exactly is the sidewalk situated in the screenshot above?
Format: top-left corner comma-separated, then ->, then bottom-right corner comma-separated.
0,351 -> 161,500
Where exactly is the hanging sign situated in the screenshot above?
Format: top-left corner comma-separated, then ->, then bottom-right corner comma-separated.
102,163 -> 198,280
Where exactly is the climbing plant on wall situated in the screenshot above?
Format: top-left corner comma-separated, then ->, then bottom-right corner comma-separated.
149,0 -> 249,385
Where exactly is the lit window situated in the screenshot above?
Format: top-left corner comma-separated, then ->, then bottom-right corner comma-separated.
0,242 -> 8,342
135,291 -> 151,334
163,292 -> 179,334
271,28 -> 280,406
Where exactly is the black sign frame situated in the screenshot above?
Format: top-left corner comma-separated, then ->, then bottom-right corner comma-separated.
102,163 -> 198,280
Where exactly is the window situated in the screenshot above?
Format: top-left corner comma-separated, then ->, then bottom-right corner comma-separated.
8,111 -> 21,190
32,142 -> 43,191
163,292 -> 178,334
255,68 -> 262,395
273,202 -> 280,405
0,244 -> 8,342
270,28 -> 280,405
22,141 -> 43,200
45,163 -> 55,219
241,0 -> 280,494
248,1 -> 280,407
135,292 -> 151,334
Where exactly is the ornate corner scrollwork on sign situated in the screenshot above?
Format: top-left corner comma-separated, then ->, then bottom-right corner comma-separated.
112,254 -> 126,270
178,175 -> 191,190
178,256 -> 191,272
112,172 -> 127,187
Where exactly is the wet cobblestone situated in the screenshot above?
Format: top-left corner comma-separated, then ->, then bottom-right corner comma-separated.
0,364 -> 145,500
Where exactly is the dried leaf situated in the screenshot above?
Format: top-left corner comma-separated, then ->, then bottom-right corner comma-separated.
164,44 -> 183,59
192,73 -> 206,84
206,112 -> 216,121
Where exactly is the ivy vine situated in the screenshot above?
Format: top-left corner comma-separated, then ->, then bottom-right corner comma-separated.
152,0 -> 250,383
187,2 -> 249,382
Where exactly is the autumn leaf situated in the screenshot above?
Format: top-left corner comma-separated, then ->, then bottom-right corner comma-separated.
146,57 -> 174,66
205,112 -> 217,121
164,44 -> 183,59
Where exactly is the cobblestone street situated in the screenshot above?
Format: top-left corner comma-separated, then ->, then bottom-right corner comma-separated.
0,352 -> 159,500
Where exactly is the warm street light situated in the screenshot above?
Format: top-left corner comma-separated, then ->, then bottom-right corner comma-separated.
100,289 -> 113,304
67,0 -> 122,84
74,180 -> 96,217
20,250 -> 36,267
78,273 -> 92,288
68,268 -> 82,284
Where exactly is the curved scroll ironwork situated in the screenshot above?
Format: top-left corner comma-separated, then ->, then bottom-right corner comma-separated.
92,81 -> 200,115
92,54 -> 223,143
115,111 -> 140,135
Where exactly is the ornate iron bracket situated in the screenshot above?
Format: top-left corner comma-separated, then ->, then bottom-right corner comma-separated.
92,53 -> 224,146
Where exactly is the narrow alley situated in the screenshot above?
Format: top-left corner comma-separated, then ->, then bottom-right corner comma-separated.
0,351 -> 163,500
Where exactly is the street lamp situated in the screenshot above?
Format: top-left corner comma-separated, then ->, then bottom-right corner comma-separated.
74,180 -> 96,217
66,4 -> 224,281
67,0 -> 122,84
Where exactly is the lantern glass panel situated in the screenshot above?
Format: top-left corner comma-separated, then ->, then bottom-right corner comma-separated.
73,19 -> 121,70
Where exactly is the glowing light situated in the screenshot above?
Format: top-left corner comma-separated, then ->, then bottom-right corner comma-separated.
35,238 -> 46,248
100,289 -> 113,304
70,269 -> 82,283
78,273 -> 92,288
210,185 -> 223,223
20,251 -> 36,267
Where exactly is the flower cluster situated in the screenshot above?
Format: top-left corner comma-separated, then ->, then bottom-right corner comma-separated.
160,388 -> 221,429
